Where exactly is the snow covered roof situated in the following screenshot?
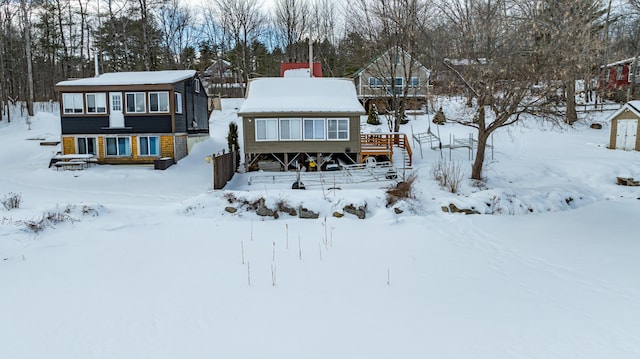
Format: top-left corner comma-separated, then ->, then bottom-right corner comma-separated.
238,77 -> 365,115
283,68 -> 311,78
606,100 -> 640,121
55,70 -> 196,87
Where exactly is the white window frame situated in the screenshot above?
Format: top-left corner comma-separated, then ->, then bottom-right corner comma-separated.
105,136 -> 132,157
327,118 -> 349,141
616,65 -> 624,81
303,118 -> 326,140
175,92 -> 183,114
369,77 -> 383,88
138,135 -> 160,156
125,92 -> 146,114
62,93 -> 84,114
85,93 -> 107,114
76,137 -> 97,155
255,118 -> 278,141
148,91 -> 169,113
194,79 -> 201,93
279,118 -> 302,140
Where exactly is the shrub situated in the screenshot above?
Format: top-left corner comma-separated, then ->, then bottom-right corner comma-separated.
367,104 -> 380,125
432,160 -> 464,193
386,174 -> 417,206
2,192 -> 22,210
432,107 -> 446,125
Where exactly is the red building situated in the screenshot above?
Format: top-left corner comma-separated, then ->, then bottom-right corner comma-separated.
280,62 -> 322,77
599,57 -> 640,102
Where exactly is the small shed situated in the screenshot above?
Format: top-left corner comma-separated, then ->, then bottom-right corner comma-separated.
608,101 -> 640,151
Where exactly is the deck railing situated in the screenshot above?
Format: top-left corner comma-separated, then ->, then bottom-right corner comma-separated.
360,133 -> 412,167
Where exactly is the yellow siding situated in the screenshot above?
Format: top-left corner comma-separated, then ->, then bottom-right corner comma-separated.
62,137 -> 75,154
161,136 -> 174,158
97,137 -> 104,160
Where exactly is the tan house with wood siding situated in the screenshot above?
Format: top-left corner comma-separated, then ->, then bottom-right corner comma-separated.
237,77 -> 366,171
352,47 -> 431,112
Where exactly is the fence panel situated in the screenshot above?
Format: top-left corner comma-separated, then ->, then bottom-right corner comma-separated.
213,151 -> 237,189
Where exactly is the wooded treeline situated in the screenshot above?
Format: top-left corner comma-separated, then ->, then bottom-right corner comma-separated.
1,0 -> 638,116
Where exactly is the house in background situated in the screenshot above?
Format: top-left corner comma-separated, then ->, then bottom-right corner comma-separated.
237,77 -> 366,171
599,56 -> 640,102
201,59 -> 244,99
607,101 -> 640,151
351,47 -> 431,112
54,70 -> 209,165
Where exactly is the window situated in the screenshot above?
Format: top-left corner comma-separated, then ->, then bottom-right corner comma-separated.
105,137 -> 131,156
138,136 -> 159,156
255,118 -> 278,141
86,93 -> 107,114
304,118 -> 325,140
175,92 -> 183,114
194,79 -> 201,93
110,93 -> 122,111
279,118 -> 302,140
149,92 -> 169,113
327,118 -> 349,140
409,77 -> 420,87
369,77 -> 383,88
77,137 -> 97,155
62,93 -> 83,114
616,65 -> 624,81
126,92 -> 146,113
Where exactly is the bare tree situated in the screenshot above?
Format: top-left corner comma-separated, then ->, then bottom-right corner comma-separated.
214,0 -> 266,95
273,0 -> 309,60
20,0 -> 35,116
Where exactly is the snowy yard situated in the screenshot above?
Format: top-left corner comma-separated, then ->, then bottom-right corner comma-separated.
1,100 -> 639,358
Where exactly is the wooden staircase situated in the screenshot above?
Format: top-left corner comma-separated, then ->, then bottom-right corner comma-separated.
360,133 -> 413,168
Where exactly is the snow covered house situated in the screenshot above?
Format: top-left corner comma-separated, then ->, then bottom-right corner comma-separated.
351,47 -> 431,112
608,101 -> 640,151
54,70 -> 209,165
237,77 -> 366,171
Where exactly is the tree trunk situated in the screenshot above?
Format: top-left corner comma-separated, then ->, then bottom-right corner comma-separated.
471,105 -> 486,180
565,80 -> 577,125
21,0 -> 34,116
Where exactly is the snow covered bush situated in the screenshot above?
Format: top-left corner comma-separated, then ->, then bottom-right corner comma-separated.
367,104 -> 380,125
1,192 -> 22,210
432,160 -> 464,193
432,107 -> 446,125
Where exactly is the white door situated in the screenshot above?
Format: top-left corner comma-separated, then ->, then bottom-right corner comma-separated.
109,92 -> 125,128
616,119 -> 638,151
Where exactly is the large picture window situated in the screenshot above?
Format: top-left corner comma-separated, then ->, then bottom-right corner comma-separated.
138,136 -> 159,156
256,118 -> 278,141
62,93 -> 84,114
77,137 -> 97,155
327,118 -> 349,140
86,93 -> 107,114
303,118 -> 325,140
125,92 -> 146,113
279,118 -> 302,140
149,92 -> 169,113
409,77 -> 420,88
105,137 -> 131,156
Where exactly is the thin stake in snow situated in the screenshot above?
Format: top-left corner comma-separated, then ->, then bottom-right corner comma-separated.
387,267 -> 390,287
272,240 -> 276,263
250,219 -> 253,241
285,224 -> 289,249
241,240 -> 245,264
271,263 -> 276,287
247,262 -> 251,286
298,235 -> 302,260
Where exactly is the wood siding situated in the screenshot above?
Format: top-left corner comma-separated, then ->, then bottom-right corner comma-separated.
242,115 -> 361,155
61,115 -> 172,134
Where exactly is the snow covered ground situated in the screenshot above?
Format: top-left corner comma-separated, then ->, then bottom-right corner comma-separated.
1,99 -> 639,358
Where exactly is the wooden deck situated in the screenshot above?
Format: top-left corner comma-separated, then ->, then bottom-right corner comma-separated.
360,133 -> 412,167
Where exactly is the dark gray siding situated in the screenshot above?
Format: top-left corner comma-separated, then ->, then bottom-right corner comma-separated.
181,78 -> 209,133
62,115 -> 172,134
174,82 -> 187,133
